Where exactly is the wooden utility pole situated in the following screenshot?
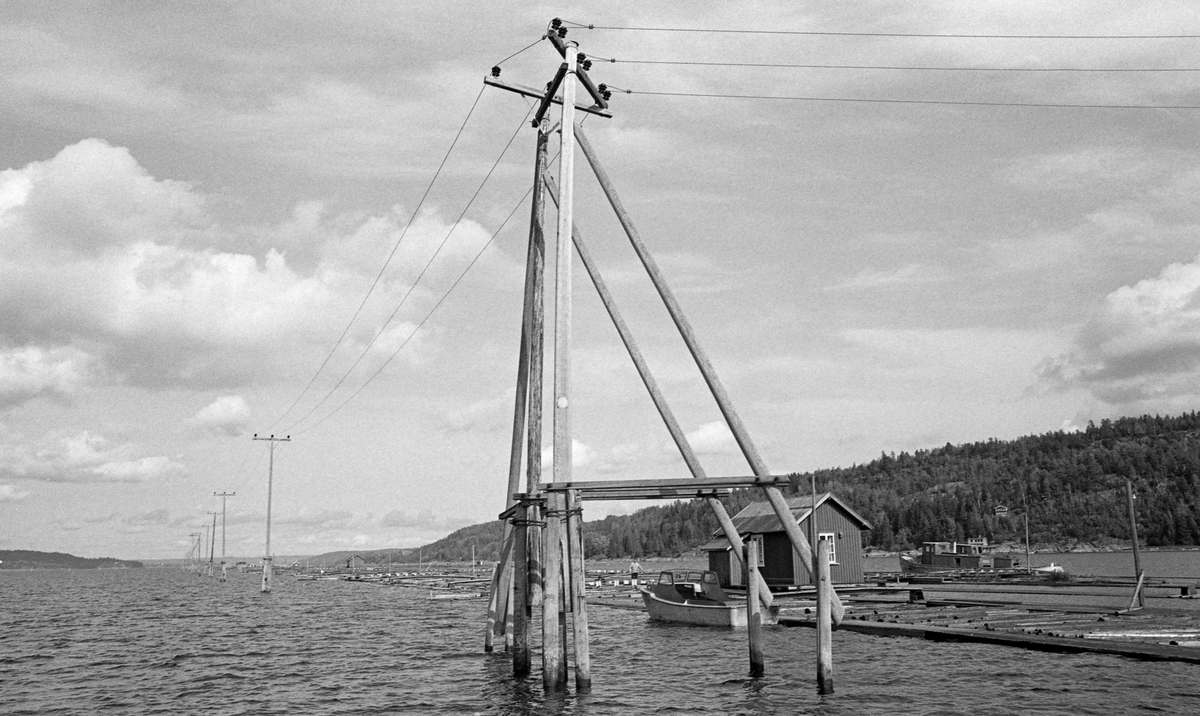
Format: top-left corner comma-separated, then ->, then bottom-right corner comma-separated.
253,433 -> 290,593
214,491 -> 235,582
1126,479 -> 1145,608
189,532 -> 202,575
207,511 -> 218,577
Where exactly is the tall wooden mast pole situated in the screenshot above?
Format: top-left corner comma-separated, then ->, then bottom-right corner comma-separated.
543,39 -> 578,697
552,41 -> 579,488
253,433 -> 290,593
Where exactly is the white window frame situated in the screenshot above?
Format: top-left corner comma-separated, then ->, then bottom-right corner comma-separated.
819,532 -> 837,565
749,534 -> 765,567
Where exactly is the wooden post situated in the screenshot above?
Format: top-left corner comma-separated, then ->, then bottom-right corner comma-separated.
542,174 -> 772,610
525,120 -> 549,609
576,126 -> 836,619
484,528 -> 515,652
817,536 -> 834,694
1126,479 -> 1144,608
253,434 -> 289,594
565,490 -> 591,692
542,490 -> 566,694
552,44 -> 579,491
513,503 -> 531,677
746,540 -> 765,677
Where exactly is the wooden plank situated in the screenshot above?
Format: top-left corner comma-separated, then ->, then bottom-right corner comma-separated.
483,77 -> 612,119
539,475 -> 791,493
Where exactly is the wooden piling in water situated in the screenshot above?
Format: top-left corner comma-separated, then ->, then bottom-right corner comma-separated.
542,490 -> 566,693
817,537 -> 834,694
746,540 -> 765,677
565,490 -> 591,691
512,503 -> 531,677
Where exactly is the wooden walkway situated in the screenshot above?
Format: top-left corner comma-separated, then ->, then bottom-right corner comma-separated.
778,594 -> 1200,664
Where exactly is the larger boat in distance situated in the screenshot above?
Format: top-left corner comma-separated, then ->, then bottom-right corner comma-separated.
900,538 -> 1017,574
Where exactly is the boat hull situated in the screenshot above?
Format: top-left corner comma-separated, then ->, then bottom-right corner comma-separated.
639,589 -> 777,627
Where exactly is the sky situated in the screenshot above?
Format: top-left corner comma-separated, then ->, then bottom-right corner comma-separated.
3,1 -> 1200,561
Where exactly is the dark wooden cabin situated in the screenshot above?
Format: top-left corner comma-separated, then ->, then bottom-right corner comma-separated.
701,492 -> 871,588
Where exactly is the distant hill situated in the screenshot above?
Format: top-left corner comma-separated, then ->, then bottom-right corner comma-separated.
0,550 -> 144,570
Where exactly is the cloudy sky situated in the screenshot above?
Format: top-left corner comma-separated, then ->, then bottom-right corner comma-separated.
3,2 -> 1200,561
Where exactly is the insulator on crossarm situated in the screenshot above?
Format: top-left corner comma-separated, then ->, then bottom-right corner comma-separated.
551,18 -> 562,29
557,27 -> 568,38
491,66 -> 501,78
583,60 -> 592,71
598,83 -> 607,93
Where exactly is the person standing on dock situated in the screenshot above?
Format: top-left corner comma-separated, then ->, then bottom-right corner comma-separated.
629,560 -> 642,587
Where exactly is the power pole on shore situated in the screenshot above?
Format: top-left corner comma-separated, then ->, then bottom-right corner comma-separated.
252,433 -> 290,593
214,491 -> 235,582
206,511 -> 218,577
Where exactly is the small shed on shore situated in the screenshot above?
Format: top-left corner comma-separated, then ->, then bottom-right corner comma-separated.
701,492 -> 871,587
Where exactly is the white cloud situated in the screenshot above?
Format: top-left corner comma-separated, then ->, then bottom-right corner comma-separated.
0,345 -> 97,408
685,421 -> 737,456
189,395 -> 251,437
0,484 -> 29,502
1040,252 -> 1200,405
0,429 -> 183,483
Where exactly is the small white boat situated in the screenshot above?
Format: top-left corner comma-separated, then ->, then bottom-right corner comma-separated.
1032,563 -> 1065,574
639,570 -> 778,628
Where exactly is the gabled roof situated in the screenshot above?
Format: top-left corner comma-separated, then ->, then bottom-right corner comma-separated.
715,492 -> 872,536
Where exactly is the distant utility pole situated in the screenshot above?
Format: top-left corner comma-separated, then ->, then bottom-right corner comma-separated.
189,532 -> 201,574
253,433 -> 290,593
207,511 -> 218,577
214,491 -> 235,582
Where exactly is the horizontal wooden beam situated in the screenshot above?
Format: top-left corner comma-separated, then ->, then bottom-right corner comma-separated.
538,475 -> 791,496
484,76 -> 612,120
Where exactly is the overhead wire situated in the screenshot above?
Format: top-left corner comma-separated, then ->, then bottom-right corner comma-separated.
599,87 -> 1200,110
293,173 -> 542,436
261,85 -> 488,434
283,103 -> 536,435
585,56 -> 1200,72
560,21 -> 1200,39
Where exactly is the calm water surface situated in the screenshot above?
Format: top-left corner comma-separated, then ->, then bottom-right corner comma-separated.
2,569 -> 1198,715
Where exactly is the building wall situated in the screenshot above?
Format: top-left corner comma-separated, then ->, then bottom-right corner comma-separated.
789,504 -> 865,585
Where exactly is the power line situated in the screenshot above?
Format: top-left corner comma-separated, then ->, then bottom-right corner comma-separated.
604,86 -> 1200,110
494,37 -> 546,67
587,56 -> 1200,72
263,85 -> 488,433
284,106 -> 535,435
294,179 -> 539,436
562,21 -> 1200,40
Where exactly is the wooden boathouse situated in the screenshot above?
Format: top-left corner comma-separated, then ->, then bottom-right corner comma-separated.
703,492 -> 871,587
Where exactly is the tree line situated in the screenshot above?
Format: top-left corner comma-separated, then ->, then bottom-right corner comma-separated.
411,411 -> 1200,560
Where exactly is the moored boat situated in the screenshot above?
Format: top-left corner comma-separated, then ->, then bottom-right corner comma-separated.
900,538 -> 1017,573
639,569 -> 779,627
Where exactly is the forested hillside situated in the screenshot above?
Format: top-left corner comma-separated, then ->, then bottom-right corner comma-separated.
0,550 -> 144,570
410,412 -> 1200,561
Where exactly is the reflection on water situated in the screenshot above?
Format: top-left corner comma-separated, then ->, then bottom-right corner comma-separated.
2,569 -> 1199,715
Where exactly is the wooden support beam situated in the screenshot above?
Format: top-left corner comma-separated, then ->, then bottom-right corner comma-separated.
539,475 -> 791,493
512,503 -> 531,677
484,76 -> 613,123
524,122 -> 549,609
542,491 -> 566,693
565,490 -> 591,692
543,171 -> 771,607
